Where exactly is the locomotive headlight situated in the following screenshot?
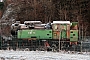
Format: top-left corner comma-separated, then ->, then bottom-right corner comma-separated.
70,23 -> 72,26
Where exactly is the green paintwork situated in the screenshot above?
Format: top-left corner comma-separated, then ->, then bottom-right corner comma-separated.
71,22 -> 78,26
70,30 -> 78,41
61,24 -> 67,30
53,30 -> 67,39
60,30 -> 67,39
18,29 -> 52,39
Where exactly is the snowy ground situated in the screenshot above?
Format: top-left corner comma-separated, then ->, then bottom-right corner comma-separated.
0,50 -> 90,60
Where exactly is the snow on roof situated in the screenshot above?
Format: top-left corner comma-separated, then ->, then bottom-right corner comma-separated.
11,24 -> 25,26
24,21 -> 42,23
16,21 -> 20,23
53,21 -> 70,24
19,24 -> 25,26
11,24 -> 15,26
41,24 -> 46,26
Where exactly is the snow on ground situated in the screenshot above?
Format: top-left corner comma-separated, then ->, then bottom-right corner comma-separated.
0,50 -> 90,60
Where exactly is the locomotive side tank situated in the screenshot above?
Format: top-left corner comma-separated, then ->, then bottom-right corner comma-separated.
18,29 -> 52,40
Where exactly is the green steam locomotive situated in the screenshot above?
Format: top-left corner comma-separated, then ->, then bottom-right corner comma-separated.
10,21 -> 78,51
